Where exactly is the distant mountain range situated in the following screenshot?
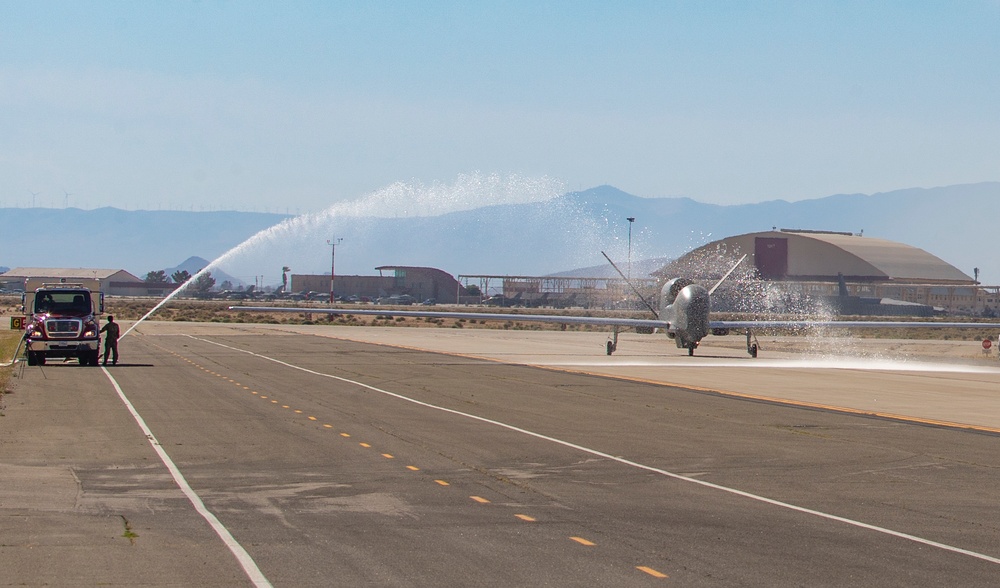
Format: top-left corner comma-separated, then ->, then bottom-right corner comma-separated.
1,182 -> 997,287
164,256 -> 242,289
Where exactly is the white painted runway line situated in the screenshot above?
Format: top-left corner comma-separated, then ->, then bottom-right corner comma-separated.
101,365 -> 273,588
193,334 -> 1000,567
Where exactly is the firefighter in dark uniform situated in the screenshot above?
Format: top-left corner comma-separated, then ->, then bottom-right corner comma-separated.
100,315 -> 121,365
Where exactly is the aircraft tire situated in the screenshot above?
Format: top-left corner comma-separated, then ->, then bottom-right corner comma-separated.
750,344 -> 758,358
687,344 -> 695,356
606,341 -> 615,355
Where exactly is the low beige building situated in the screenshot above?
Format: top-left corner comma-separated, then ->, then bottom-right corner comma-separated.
291,266 -> 470,303
0,267 -> 175,297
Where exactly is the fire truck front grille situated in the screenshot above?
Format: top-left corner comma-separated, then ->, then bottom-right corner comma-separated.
45,319 -> 83,338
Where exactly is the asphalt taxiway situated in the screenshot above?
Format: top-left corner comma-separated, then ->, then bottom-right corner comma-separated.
242,323 -> 1000,431
3,321 -> 1000,586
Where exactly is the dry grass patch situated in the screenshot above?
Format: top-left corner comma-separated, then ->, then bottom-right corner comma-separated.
1,329 -> 23,399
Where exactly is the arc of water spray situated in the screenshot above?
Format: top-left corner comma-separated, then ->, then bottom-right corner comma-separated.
120,173 -> 567,338
121,213 -> 316,338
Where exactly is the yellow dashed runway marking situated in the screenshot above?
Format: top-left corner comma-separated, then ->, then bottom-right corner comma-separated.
158,339 -> 678,582
637,566 -> 668,578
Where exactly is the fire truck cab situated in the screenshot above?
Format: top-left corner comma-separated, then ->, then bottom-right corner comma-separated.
21,278 -> 104,366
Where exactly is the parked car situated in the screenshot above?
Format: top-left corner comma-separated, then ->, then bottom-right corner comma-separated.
377,294 -> 416,305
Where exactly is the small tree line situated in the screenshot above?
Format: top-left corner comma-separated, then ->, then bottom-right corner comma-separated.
145,269 -> 215,294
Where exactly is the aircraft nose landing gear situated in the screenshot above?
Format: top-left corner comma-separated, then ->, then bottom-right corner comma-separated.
746,329 -> 759,358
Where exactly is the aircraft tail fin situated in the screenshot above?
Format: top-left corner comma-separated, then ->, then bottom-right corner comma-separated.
601,251 -> 659,318
708,255 -> 748,296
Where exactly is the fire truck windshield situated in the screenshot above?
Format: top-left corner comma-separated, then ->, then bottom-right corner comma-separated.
35,291 -> 91,314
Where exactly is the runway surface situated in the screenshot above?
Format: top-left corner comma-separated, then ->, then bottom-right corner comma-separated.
3,321 -> 1000,586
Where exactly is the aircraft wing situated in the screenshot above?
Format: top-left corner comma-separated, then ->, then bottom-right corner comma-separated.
710,320 -> 1000,330
231,305 -> 1000,333
231,306 -> 670,330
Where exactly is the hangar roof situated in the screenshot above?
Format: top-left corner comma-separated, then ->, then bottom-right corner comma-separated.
1,267 -> 141,281
680,230 -> 974,284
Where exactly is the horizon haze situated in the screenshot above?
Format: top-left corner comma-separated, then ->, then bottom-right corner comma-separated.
1,181 -> 997,289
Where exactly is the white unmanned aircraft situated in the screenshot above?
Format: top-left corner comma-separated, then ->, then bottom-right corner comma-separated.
232,254 -> 1000,358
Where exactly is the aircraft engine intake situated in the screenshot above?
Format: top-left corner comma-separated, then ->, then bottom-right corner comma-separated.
660,277 -> 695,308
664,282 -> 712,351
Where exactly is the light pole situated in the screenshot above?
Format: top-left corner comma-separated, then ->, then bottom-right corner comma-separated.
327,238 -> 343,303
626,217 -> 635,282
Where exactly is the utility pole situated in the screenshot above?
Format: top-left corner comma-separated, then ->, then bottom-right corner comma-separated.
626,217 -> 635,282
327,238 -> 343,303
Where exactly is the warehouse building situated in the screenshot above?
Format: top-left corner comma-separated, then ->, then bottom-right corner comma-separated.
290,265 -> 471,304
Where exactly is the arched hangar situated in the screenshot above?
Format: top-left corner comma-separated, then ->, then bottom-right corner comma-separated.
663,229 -> 981,315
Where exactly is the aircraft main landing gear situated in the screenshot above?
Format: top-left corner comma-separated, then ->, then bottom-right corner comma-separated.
607,328 -> 619,355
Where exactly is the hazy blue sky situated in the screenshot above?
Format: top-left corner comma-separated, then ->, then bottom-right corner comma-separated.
2,1 -> 998,212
